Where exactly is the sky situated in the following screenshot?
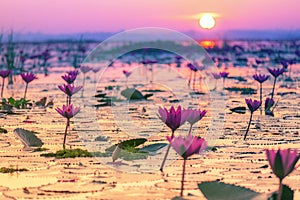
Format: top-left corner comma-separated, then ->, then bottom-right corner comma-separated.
0,0 -> 299,34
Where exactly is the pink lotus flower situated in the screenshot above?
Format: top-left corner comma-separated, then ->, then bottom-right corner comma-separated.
244,98 -> 261,140
80,65 -> 92,74
158,105 -> 188,172
58,84 -> 82,97
158,106 -> 187,134
265,148 -> 299,199
55,104 -> 80,150
55,104 -> 80,119
92,67 -> 101,73
267,67 -> 285,99
167,134 -> 207,159
122,70 -> 132,77
266,149 -> 299,181
219,71 -> 229,78
61,70 -> 79,84
20,72 -> 37,99
0,70 -> 12,78
184,108 -> 207,126
21,72 -> 37,84
0,70 -> 12,98
253,74 -> 269,83
245,98 -> 261,113
168,134 -> 207,197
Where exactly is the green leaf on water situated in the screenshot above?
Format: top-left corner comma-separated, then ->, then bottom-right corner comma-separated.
266,184 -> 294,200
198,181 -> 259,200
105,138 -> 147,152
139,143 -> 168,153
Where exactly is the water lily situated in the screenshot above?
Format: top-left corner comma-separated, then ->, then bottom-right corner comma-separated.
267,68 -> 284,99
55,104 -> 80,149
220,71 -> 229,87
0,70 -> 12,98
123,70 -> 132,87
253,74 -> 269,114
158,106 -> 188,171
168,134 -> 207,197
266,149 -> 299,200
58,84 -> 82,105
183,108 -> 207,134
265,97 -> 275,116
20,72 -> 37,99
244,98 -> 261,140
61,70 -> 79,84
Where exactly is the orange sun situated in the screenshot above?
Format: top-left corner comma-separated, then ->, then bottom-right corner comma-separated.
199,14 -> 216,30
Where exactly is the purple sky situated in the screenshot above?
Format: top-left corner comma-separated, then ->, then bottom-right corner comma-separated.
1,0 -> 299,34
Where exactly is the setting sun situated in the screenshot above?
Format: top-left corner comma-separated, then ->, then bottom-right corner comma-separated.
199,14 -> 216,29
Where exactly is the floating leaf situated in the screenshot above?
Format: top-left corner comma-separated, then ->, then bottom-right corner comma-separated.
198,181 -> 259,200
230,106 -> 246,114
14,128 -> 43,147
140,143 -> 168,153
121,88 -> 152,100
105,138 -> 147,152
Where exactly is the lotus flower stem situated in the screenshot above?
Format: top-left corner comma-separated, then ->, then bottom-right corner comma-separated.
271,77 -> 277,99
259,83 -> 262,115
278,179 -> 282,200
188,124 -> 193,135
188,71 -> 192,86
160,143 -> 171,172
66,96 -> 69,106
193,71 -> 196,90
81,73 -> 86,98
63,118 -> 70,150
23,83 -> 28,99
244,112 -> 253,140
180,159 -> 187,197
1,78 -> 4,98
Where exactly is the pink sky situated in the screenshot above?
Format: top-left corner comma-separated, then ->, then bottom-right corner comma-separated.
0,0 -> 299,34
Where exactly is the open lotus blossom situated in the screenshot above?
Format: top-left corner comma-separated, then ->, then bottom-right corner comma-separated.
167,134 -> 207,197
266,149 -> 299,199
0,70 -> 12,98
245,98 -> 261,113
158,106 -> 187,135
253,74 -> 269,114
244,98 -> 261,140
58,84 -> 82,97
0,70 -> 12,78
167,134 -> 207,159
58,84 -> 82,105
267,67 -> 285,78
183,108 -> 207,134
158,105 -> 188,172
219,71 -> 229,78
56,104 -> 80,150
20,72 -> 38,99
21,72 -> 37,84
61,70 -> 79,84
56,104 -> 80,119
253,74 -> 269,83
80,65 -> 92,74
267,67 -> 285,99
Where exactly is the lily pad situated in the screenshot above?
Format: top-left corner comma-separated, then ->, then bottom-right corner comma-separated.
230,106 -> 246,114
139,143 -> 168,153
14,128 -> 43,147
121,88 -> 153,100
198,181 -> 259,200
